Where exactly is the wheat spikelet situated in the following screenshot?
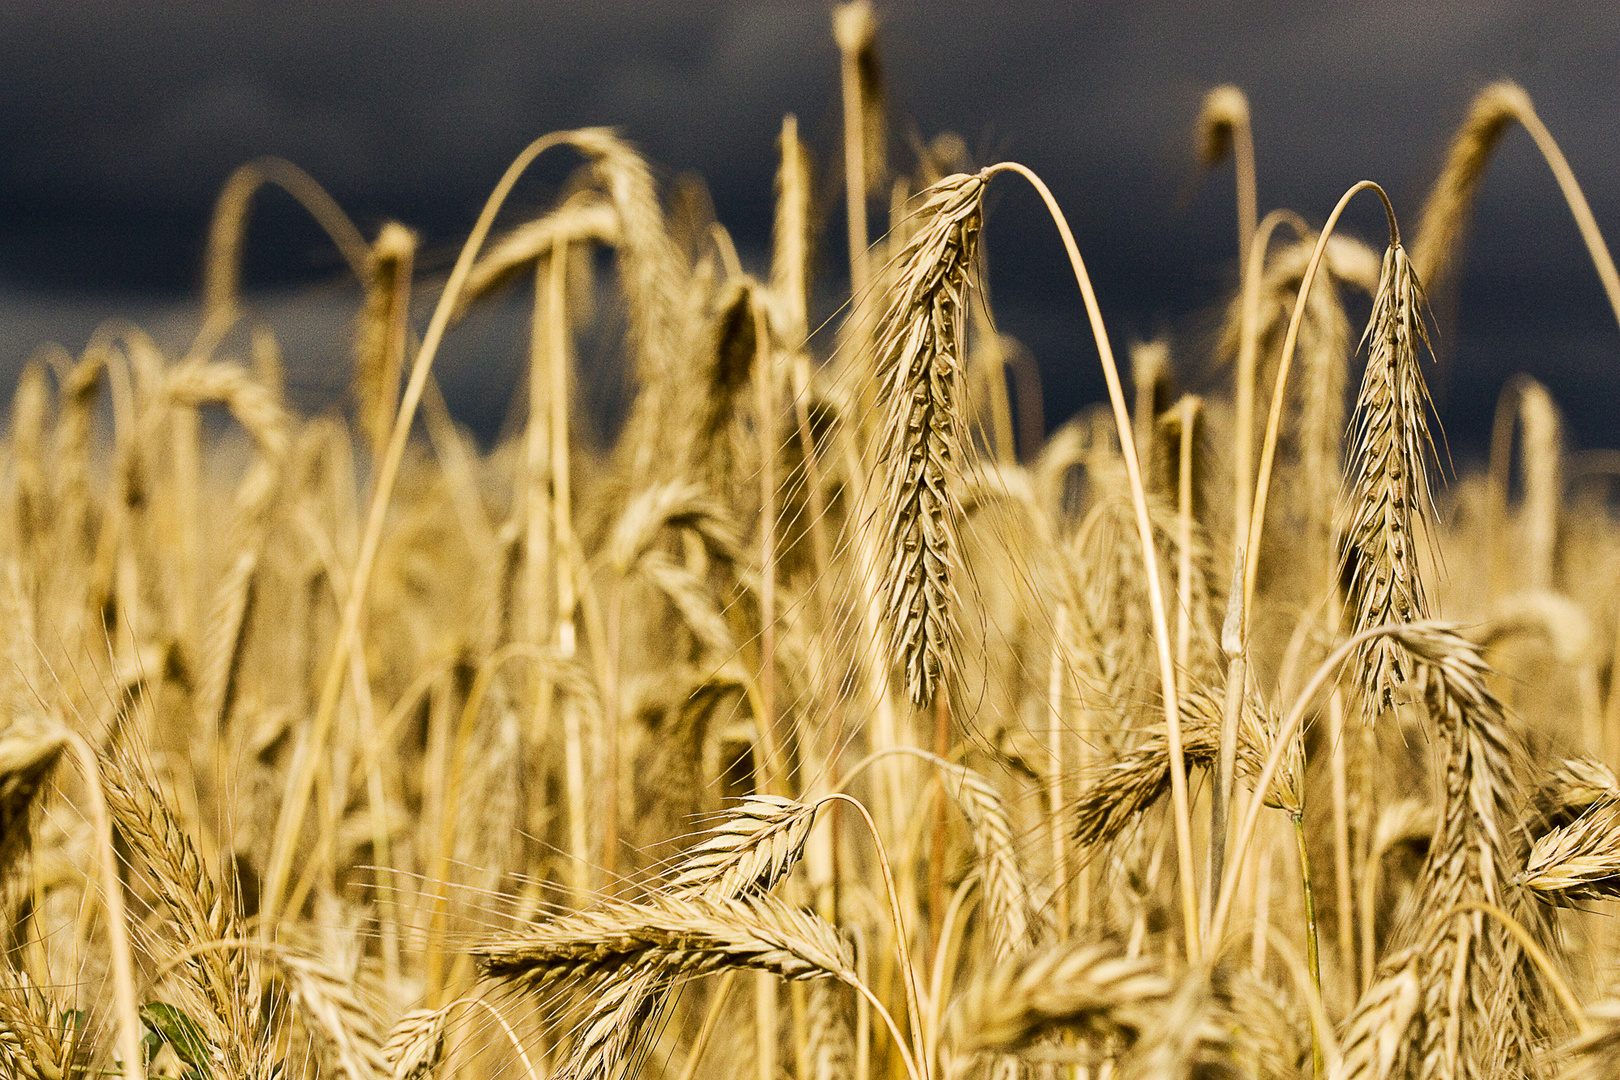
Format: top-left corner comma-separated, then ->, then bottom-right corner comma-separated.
275,953 -> 390,1080
545,796 -> 820,1080
1074,681 -> 1300,848
0,969 -> 88,1080
473,890 -> 854,989
1516,795 -> 1620,902
1339,243 -> 1438,717
874,171 -> 985,705
381,1008 -> 446,1080
100,758 -> 257,1061
1529,757 -> 1618,836
663,795 -> 820,898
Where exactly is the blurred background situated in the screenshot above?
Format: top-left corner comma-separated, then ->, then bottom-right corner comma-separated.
2,0 -> 1616,459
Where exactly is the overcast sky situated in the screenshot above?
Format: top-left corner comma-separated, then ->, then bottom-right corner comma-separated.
2,1 -> 1617,455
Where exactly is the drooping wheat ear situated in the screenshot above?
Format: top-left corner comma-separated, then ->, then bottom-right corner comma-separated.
934,760 -> 1035,958
1073,680 -> 1300,848
1196,84 -> 1257,275
473,890 -> 855,989
663,795 -> 820,897
163,361 -> 290,527
355,222 -> 417,460
382,1008 -> 447,1080
1529,756 -> 1618,836
1339,242 -> 1438,717
952,938 -> 1170,1053
1516,795 -> 1620,902
771,113 -> 814,346
544,796 -> 820,1080
1409,83 -> 1526,290
1418,81 -> 1620,329
0,723 -> 63,885
449,194 -> 617,324
202,157 -> 370,330
874,172 -> 984,705
0,969 -> 88,1080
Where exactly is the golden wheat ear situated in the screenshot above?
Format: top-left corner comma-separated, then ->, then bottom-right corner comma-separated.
873,172 -> 985,707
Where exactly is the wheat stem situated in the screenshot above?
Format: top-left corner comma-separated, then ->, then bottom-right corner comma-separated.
821,793 -> 930,1080
1211,620 -> 1422,943
1231,209 -> 1311,568
262,130 -> 587,930
1243,181 -> 1398,626
59,730 -> 144,1080
984,159 -> 1199,960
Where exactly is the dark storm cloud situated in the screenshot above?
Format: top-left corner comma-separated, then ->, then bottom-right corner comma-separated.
1,1 -> 1617,449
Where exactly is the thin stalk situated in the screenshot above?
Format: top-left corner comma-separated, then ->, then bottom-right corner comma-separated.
1292,813 -> 1324,1078
262,130 -> 582,930
1210,621 -> 1418,943
822,793 -> 931,1080
1327,682 -> 1355,993
1048,605 -> 1071,938
60,731 -> 144,1080
984,160 -> 1199,960
1244,182 -> 1399,629
1211,542 -> 1246,911
1231,209 -> 1311,569
1513,101 -> 1620,334
677,972 -> 738,1080
755,971 -> 776,1080
1175,396 -> 1198,676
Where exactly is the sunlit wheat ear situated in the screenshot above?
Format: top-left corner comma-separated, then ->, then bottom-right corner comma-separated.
771,113 -> 814,345
1516,795 -> 1620,902
832,1 -> 886,195
472,891 -> 854,990
1410,83 -> 1530,290
1529,756 -> 1618,835
354,221 -> 417,459
662,795 -> 819,897
952,939 -> 1170,1054
0,969 -> 88,1080
1339,242 -> 1438,716
875,171 -> 986,706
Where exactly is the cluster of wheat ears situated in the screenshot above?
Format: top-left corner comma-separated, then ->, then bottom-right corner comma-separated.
6,7 -> 1620,1080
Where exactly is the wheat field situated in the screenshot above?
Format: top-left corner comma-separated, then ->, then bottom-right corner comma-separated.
4,6 -> 1620,1080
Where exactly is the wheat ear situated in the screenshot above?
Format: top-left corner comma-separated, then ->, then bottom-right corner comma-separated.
1411,81 -> 1620,334
873,171 -> 982,707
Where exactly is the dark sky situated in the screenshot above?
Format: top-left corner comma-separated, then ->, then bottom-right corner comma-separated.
3,1 -> 1617,457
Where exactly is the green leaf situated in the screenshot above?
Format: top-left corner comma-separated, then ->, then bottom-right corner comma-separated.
139,1002 -> 215,1076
